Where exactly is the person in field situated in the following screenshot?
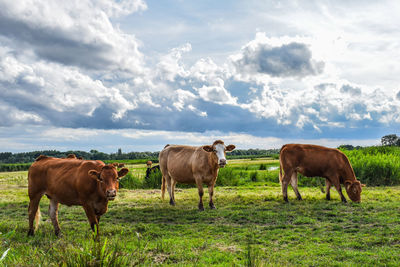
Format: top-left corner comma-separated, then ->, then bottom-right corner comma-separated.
279,144 -> 364,203
159,140 -> 235,210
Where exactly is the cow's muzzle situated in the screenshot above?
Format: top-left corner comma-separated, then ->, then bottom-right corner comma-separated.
106,189 -> 117,200
219,159 -> 227,168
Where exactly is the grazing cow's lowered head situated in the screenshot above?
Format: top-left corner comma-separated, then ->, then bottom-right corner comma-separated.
203,140 -> 236,168
89,165 -> 129,201
344,180 -> 364,203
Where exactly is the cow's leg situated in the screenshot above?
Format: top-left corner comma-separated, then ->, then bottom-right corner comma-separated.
82,204 -> 100,236
195,179 -> 204,211
330,176 -> 347,203
28,194 -> 43,236
290,171 -> 302,200
49,199 -> 61,236
171,178 -> 177,205
325,179 -> 332,200
166,175 -> 175,206
281,170 -> 292,202
208,182 -> 216,209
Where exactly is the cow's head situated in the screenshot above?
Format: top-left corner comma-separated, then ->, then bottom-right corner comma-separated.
88,165 -> 129,201
146,160 -> 152,168
344,180 -> 365,202
203,140 -> 236,168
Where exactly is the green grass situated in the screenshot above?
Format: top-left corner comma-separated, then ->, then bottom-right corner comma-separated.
1,169 -> 400,266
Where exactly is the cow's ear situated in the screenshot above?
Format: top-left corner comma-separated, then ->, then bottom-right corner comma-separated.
118,168 -> 129,178
112,162 -> 119,168
344,180 -> 352,189
203,145 -> 213,152
226,144 -> 236,152
88,170 -> 102,181
118,163 -> 125,168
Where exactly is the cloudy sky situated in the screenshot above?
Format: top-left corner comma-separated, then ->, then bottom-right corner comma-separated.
1,0 -> 399,153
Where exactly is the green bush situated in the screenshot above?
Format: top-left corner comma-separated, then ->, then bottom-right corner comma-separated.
271,154 -> 279,160
119,172 -> 142,189
0,163 -> 31,172
216,167 -> 240,186
249,171 -> 258,182
143,170 -> 162,189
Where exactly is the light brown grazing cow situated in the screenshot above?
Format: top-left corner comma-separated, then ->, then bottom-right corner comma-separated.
159,140 -> 235,210
27,155 -> 129,236
279,144 -> 364,203
146,160 -> 152,168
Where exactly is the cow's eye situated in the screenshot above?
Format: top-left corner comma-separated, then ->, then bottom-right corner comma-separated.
213,149 -> 217,153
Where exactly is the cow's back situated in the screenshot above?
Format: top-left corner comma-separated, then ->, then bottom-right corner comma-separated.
28,157 -> 104,205
160,145 -> 209,183
281,144 -> 349,178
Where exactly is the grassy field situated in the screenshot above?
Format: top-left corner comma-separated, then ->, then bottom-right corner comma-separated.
1,161 -> 400,266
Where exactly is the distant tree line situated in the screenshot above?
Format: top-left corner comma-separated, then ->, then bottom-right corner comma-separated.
0,149 -> 159,164
1,133 -> 397,164
0,148 -> 280,164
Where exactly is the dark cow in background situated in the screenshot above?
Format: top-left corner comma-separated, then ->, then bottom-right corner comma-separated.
145,165 -> 160,179
279,144 -> 364,203
159,140 -> 235,210
27,155 -> 129,236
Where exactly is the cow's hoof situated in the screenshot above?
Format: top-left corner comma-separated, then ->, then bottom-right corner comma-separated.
198,205 -> 204,211
283,196 -> 289,203
209,204 -> 216,209
326,196 -> 331,201
27,229 -> 34,236
55,229 -> 61,237
297,196 -> 303,201
169,199 -> 175,206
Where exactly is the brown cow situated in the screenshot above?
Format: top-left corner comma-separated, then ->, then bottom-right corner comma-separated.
159,140 -> 235,210
27,155 -> 129,236
146,160 -> 152,168
279,144 -> 364,203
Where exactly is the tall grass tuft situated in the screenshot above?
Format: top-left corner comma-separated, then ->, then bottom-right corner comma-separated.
216,167 -> 240,186
119,171 -> 142,189
53,236 -> 134,266
342,146 -> 400,186
249,171 -> 258,182
143,170 -> 162,189
259,164 -> 267,170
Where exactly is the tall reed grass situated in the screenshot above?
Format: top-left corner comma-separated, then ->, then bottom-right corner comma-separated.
342,146 -> 400,186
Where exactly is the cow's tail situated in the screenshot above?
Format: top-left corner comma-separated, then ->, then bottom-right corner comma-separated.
161,173 -> 166,200
35,206 -> 41,230
279,145 -> 286,184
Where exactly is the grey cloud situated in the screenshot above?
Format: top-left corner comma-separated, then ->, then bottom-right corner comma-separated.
235,42 -> 324,77
397,91 -> 400,100
0,3 -> 143,73
314,83 -> 336,91
340,84 -> 362,96
0,15 -> 115,70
